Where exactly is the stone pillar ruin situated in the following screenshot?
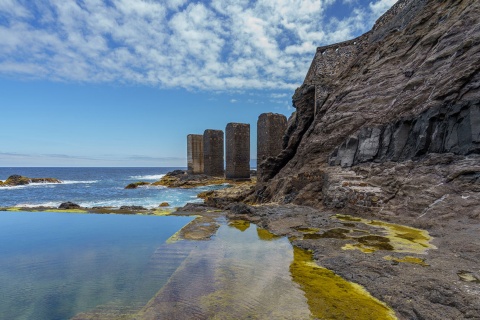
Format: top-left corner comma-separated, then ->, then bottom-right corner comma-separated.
203,129 -> 224,177
225,123 -> 250,180
257,113 -> 287,177
187,134 -> 204,174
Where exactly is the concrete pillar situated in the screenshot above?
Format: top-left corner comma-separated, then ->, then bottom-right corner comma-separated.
203,129 -> 224,176
226,123 -> 250,180
187,134 -> 204,174
257,113 -> 287,177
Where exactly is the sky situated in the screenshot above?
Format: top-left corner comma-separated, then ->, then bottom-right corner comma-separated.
0,0 -> 397,167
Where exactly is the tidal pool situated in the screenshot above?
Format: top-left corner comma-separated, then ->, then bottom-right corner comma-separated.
1,212 -> 397,319
0,211 -> 193,320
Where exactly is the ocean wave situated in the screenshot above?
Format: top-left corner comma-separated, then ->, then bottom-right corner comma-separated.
129,174 -> 165,181
62,180 -> 98,184
0,180 -> 97,189
15,202 -> 61,208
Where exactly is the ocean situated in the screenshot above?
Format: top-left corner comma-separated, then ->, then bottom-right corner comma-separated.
0,167 -> 225,209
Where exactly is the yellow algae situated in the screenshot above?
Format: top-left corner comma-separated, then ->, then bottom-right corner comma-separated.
384,256 -> 429,266
47,209 -> 88,213
335,214 -> 436,254
343,243 -> 377,253
457,271 -> 480,283
152,208 -> 175,216
294,227 -> 320,234
228,220 -> 251,232
256,228 -> 282,241
303,228 -> 351,240
5,207 -> 22,212
290,247 -> 397,320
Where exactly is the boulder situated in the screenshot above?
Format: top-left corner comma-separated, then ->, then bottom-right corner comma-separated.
59,202 -> 81,209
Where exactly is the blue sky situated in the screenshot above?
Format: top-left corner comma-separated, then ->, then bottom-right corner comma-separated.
0,0 -> 396,167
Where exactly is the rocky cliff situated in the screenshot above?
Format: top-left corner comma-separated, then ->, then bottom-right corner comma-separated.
256,0 -> 480,218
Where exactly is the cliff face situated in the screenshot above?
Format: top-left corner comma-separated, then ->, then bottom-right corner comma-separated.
257,0 -> 480,216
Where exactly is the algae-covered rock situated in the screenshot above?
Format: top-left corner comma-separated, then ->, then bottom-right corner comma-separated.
0,175 -> 62,187
159,202 -> 170,207
152,170 -> 226,188
125,181 -> 150,189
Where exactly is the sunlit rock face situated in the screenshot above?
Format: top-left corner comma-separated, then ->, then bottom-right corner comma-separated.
255,0 -> 480,215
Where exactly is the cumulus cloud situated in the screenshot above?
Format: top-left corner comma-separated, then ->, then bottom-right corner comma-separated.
0,0 -> 395,90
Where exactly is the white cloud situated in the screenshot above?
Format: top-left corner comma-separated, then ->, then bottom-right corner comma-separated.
369,0 -> 398,17
0,0 -> 396,90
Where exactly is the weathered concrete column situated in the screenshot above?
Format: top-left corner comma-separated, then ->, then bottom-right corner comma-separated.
226,123 -> 250,180
187,134 -> 204,174
257,113 -> 287,177
203,129 -> 224,176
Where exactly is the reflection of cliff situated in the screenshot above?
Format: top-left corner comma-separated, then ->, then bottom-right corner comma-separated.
256,0 -> 480,213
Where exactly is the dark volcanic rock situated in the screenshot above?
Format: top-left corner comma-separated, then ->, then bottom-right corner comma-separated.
244,2 -> 480,318
125,181 -> 150,189
329,102 -> 480,167
59,202 -> 81,209
255,0 -> 480,209
119,206 -> 147,211
0,175 -> 62,187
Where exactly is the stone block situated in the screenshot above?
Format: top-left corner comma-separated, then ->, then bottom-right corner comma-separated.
203,129 -> 224,177
187,134 -> 204,174
226,123 -> 250,180
257,113 -> 287,177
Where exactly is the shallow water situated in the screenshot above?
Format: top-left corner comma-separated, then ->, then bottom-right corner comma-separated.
0,211 -> 193,320
1,212 -> 397,319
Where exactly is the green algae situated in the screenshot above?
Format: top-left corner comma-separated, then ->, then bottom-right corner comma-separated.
303,228 -> 351,240
290,247 -> 397,320
384,255 -> 429,266
46,209 -> 88,213
335,215 -> 436,254
228,220 -> 251,232
256,228 -> 282,241
294,227 -> 320,234
152,208 -> 175,216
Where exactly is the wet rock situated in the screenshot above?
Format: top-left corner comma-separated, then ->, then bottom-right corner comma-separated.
125,181 -> 150,189
119,206 -> 147,211
0,175 -> 62,187
159,202 -> 170,207
228,203 -> 254,215
59,202 -> 81,209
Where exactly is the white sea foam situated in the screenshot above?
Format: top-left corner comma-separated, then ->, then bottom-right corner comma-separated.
15,202 -> 61,208
129,174 -> 165,180
62,180 -> 98,184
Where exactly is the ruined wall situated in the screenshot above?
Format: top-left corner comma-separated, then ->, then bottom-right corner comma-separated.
257,113 -> 287,177
203,129 -> 224,177
187,134 -> 204,174
226,123 -> 250,180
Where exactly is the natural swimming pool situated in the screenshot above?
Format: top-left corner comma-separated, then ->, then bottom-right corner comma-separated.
0,211 -> 397,319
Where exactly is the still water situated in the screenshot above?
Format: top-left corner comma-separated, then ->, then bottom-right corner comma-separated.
0,211 -> 193,319
0,211 -> 396,320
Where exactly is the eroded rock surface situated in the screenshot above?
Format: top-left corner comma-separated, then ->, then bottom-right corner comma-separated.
254,0 -> 480,216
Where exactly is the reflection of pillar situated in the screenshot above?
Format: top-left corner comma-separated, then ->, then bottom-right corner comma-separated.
257,113 -> 287,177
187,134 -> 204,174
203,129 -> 224,177
226,123 -> 250,180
